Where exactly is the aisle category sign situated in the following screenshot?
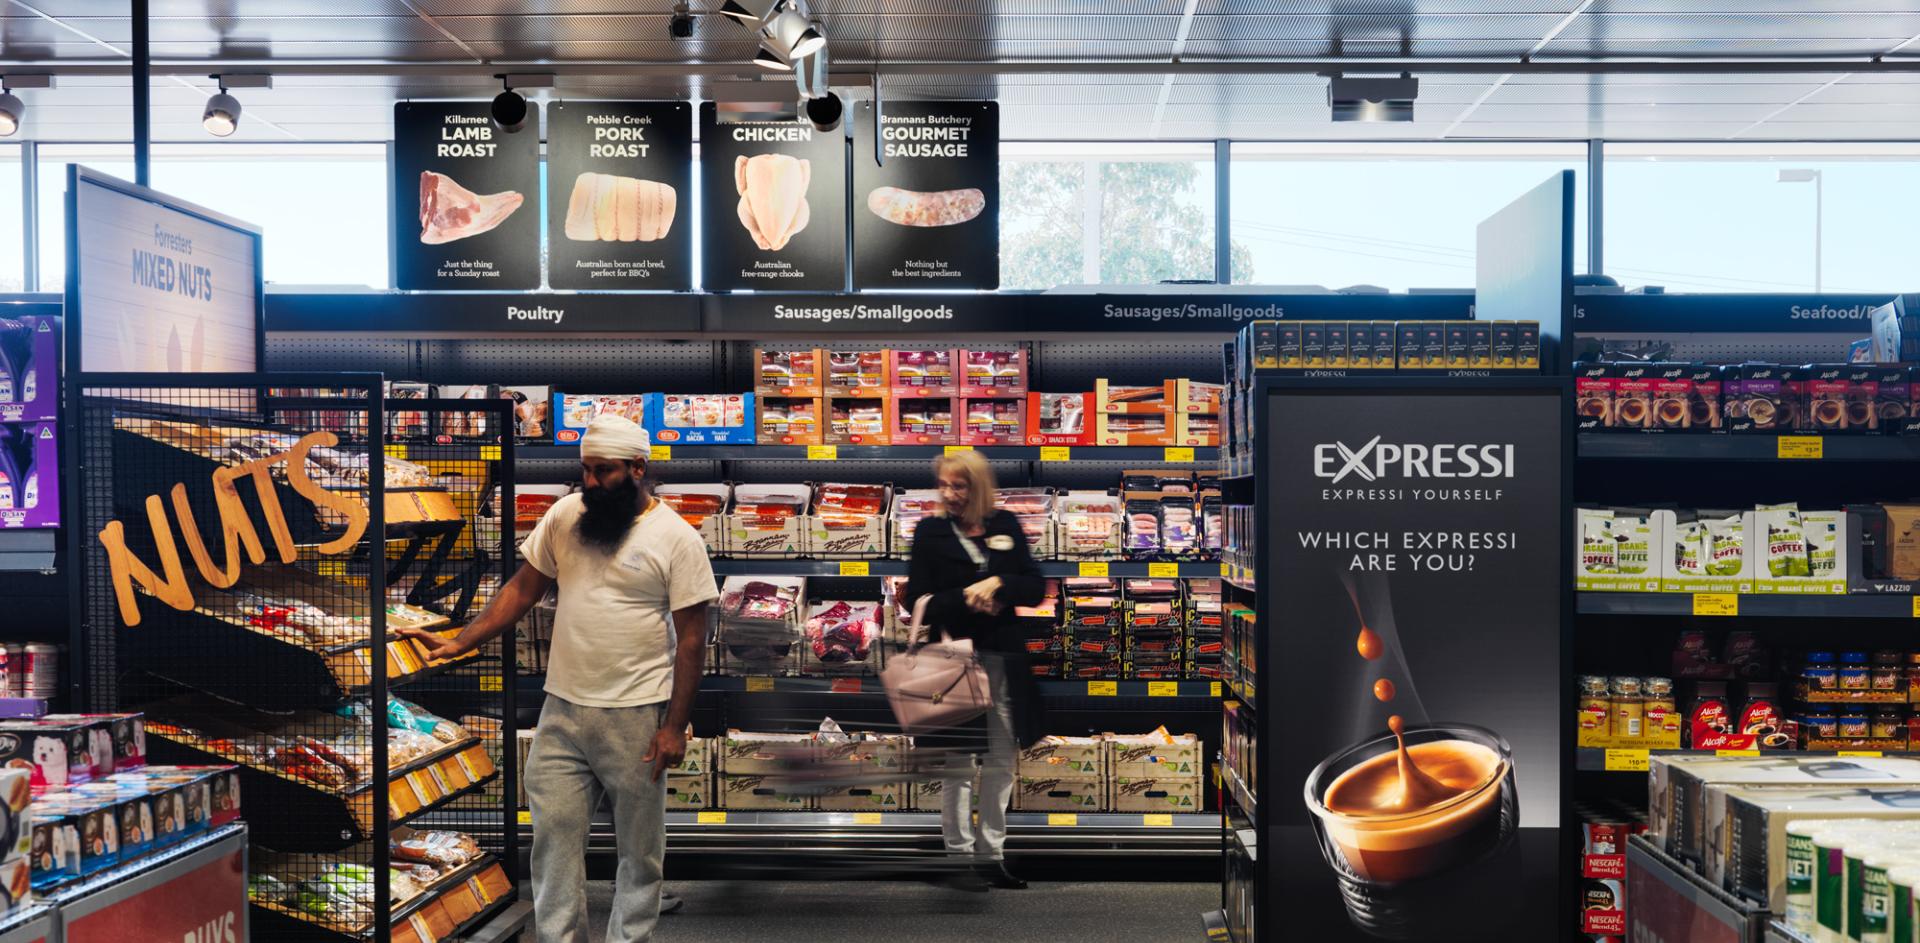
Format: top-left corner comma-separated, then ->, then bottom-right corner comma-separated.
545,101 -> 693,290
700,103 -> 848,292
393,102 -> 541,290
851,101 -> 999,290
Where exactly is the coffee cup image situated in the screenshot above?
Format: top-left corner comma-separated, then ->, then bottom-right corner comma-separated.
1691,398 -> 1717,426
1576,397 -> 1610,421
1615,399 -> 1649,426
1655,399 -> 1688,427
1813,399 -> 1846,428
1846,400 -> 1874,428
1881,402 -> 1909,422
1304,723 -> 1520,940
1747,398 -> 1778,427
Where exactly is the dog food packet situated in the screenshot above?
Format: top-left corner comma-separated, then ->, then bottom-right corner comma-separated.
1757,503 -> 1812,578
1580,508 -> 1618,575
1802,510 -> 1841,579
1706,514 -> 1746,577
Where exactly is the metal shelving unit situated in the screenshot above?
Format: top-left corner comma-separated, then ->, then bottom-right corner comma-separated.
1575,747 -> 1920,772
1577,591 -> 1918,618
704,559 -> 1227,578
1578,432 -> 1920,462
520,444 -> 1218,463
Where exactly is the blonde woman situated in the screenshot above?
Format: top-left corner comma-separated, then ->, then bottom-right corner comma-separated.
903,450 -> 1047,891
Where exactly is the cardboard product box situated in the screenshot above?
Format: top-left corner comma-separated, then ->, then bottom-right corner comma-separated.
888,348 -> 959,398
1301,323 -> 1328,368
718,774 -> 813,811
756,348 -> 824,397
1610,363 -> 1655,429
1648,754 -> 1920,865
1175,413 -> 1219,448
1444,322 -> 1473,369
39,715 -> 117,778
1420,322 -> 1448,368
887,397 -> 958,446
1174,380 -> 1224,416
672,737 -> 713,777
646,393 -> 757,445
1650,364 -> 1695,431
1729,365 -> 1797,434
665,772 -> 710,811
0,316 -> 59,423
816,781 -> 909,813
550,392 -> 647,446
807,486 -> 891,560
1393,323 -> 1422,369
912,778 -> 947,812
961,397 -> 1026,446
1574,363 -> 1614,431
1804,365 -> 1857,433
720,731 -> 815,776
0,768 -> 26,861
1025,393 -> 1092,446
1468,322 -> 1493,369
960,349 -> 1029,398
1491,322 -> 1519,369
824,396 -> 893,446
817,735 -> 909,775
1868,366 -> 1909,435
28,800 -> 79,889
1717,786 -> 1920,913
1095,380 -> 1175,415
0,422 -> 58,529
430,385 -> 500,441
824,350 -> 889,398
146,783 -> 186,847
1111,776 -> 1203,813
499,385 -> 551,441
1013,776 -> 1105,812
725,484 -> 810,559
1325,323 -> 1351,369
1018,736 -> 1106,781
656,484 -> 730,555
1108,732 -> 1204,779
1096,410 -> 1175,447
1516,321 -> 1542,370
1362,323 -> 1393,371
1685,365 -> 1725,431
62,797 -> 118,874
0,721 -> 92,792
1348,323 -> 1376,369
1260,321 -> 1292,370
757,396 -> 824,446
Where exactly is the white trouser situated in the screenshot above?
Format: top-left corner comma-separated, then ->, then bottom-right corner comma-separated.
942,659 -> 1016,861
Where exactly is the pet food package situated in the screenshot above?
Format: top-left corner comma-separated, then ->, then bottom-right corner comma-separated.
757,396 -> 823,446
656,483 -> 731,554
887,349 -> 958,398
824,350 -> 888,398
887,397 -> 958,445
38,715 -> 121,777
960,397 -> 1025,446
724,485 -> 810,559
499,386 -> 551,441
550,392 -> 647,446
959,349 -> 1029,397
0,316 -> 59,423
0,767 -> 28,863
755,348 -> 824,397
824,396 -> 892,446
1025,393 -> 1091,446
645,393 -> 756,445
808,483 -> 891,559
0,721 -> 92,793
28,799 -> 79,889
0,423 -> 58,529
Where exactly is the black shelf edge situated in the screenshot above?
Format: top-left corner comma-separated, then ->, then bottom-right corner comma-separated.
1576,591 -> 1916,618
517,444 -> 1218,462
696,676 -> 1222,698
704,559 -> 1227,578
1575,747 -> 1920,772
1577,432 -> 1920,462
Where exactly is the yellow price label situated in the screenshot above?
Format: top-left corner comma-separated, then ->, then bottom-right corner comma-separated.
853,812 -> 883,825
696,811 -> 728,825
1778,436 -> 1824,460
1147,681 -> 1180,697
1047,813 -> 1078,827
1840,751 -> 1885,757
317,559 -> 347,578
517,810 -> 531,825
384,444 -> 408,460
1147,562 -> 1180,578
1210,682 -> 1223,698
1693,593 -> 1739,617
1079,561 -> 1110,578
478,674 -> 502,693
1913,596 -> 1920,619
1604,749 -> 1650,772
1164,447 -> 1196,463
945,445 -> 973,455
1143,814 -> 1174,827
480,445 -> 502,461
1039,446 -> 1072,462
807,444 -> 839,461
1220,562 -> 1230,577
1716,749 -> 1761,757
650,445 -> 672,462
745,677 -> 776,693
1087,681 -> 1118,697
838,561 -> 871,577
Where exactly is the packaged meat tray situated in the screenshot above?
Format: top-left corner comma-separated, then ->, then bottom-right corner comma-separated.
808,483 -> 891,559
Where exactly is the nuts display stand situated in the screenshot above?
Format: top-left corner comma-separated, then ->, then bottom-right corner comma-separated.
68,375 -> 522,943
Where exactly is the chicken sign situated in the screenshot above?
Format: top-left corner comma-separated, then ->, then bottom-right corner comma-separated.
700,103 -> 848,292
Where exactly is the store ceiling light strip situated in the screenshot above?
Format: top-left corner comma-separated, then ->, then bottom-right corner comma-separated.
1442,0 -> 1594,138
1149,0 -> 1203,138
394,0 -> 487,63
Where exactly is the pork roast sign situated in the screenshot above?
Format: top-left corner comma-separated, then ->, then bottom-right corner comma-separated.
700,102 -> 848,292
852,101 -> 998,290
394,102 -> 541,290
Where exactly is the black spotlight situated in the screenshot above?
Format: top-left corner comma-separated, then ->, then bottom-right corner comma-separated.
804,92 -> 843,132
491,88 -> 529,134
670,3 -> 695,38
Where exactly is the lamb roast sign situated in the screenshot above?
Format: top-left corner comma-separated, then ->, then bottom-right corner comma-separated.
393,102 -> 542,290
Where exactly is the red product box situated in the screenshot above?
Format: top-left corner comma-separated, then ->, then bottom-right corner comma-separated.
1025,393 -> 1092,446
888,349 -> 958,398
1650,365 -> 1695,430
755,348 -> 824,397
1575,363 -> 1613,431
1610,364 -> 1655,429
959,349 -> 1029,398
961,397 -> 1026,446
758,396 -> 823,446
889,397 -> 958,445
1095,380 -> 1177,414
824,396 -> 892,446
1805,365 -> 1854,433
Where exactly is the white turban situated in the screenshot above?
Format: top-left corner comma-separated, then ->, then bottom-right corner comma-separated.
580,414 -> 652,461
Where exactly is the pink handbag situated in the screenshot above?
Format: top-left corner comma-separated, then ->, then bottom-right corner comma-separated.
881,595 -> 992,736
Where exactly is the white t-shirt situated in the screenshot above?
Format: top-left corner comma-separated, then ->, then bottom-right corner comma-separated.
520,494 -> 719,708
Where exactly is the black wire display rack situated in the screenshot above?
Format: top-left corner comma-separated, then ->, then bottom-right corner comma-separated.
69,375 -> 520,942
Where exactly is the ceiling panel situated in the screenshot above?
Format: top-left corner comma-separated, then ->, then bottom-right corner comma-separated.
1555,12 -> 1920,43
1172,77 -> 1502,105
1198,0 -> 1581,13
1177,38 -> 1541,56
1472,101 -> 1780,122
1589,0 -> 1920,12
12,1 -> 416,15
1491,81 -> 1820,105
3,14 -> 451,45
1184,13 -> 1571,41
1544,37 -> 1918,57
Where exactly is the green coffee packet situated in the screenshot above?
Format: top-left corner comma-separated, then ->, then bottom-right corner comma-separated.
1706,514 -> 1745,577
1758,503 -> 1811,578
1580,508 -> 1617,575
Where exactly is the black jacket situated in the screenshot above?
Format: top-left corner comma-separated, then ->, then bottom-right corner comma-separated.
903,509 -> 1050,748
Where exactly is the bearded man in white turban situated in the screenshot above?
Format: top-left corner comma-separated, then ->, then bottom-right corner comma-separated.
401,413 -> 716,943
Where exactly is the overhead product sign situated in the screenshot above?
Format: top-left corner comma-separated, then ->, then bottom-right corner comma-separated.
700,102 -> 847,292
1267,383 -> 1565,941
393,102 -> 541,291
69,167 -> 261,372
852,101 -> 998,290
546,101 -> 693,291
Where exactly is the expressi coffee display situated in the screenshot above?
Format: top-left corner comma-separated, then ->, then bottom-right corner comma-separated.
393,101 -> 541,290
1267,386 -> 1565,941
545,101 -> 693,291
700,104 -> 848,292
852,101 -> 998,290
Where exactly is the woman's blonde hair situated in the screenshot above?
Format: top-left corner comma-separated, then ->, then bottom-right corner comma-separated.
932,450 -> 998,527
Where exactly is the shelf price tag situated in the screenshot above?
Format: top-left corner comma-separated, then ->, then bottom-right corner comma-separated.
830,678 -> 862,694
650,445 -> 673,462
1840,751 -> 1885,757
1220,563 -> 1230,577
945,445 -> 973,455
1604,749 -> 1650,772
1163,447 -> 1195,463
1143,814 -> 1175,827
1210,682 -> 1223,698
1039,446 -> 1072,462
1079,561 -> 1110,578
853,812 -> 883,825
317,559 -> 347,578
1693,593 -> 1739,617
1912,596 -> 1920,619
480,445 -> 502,461
478,674 -> 502,693
1778,437 -> 1824,460
745,677 -> 776,693
807,445 -> 839,461
1087,681 -> 1118,697
1147,562 -> 1180,578
1047,813 -> 1078,827
517,810 -> 532,825
838,561 -> 871,577
1716,749 -> 1760,757
696,811 -> 728,825
1147,681 -> 1180,697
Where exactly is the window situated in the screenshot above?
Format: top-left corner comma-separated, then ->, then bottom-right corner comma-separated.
1230,143 -> 1588,291
1604,143 -> 1920,294
1000,142 -> 1219,289
0,145 -> 20,293
35,145 -> 137,291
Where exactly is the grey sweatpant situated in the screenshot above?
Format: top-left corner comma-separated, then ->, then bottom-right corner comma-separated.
526,695 -> 666,943
942,658 -> 1016,861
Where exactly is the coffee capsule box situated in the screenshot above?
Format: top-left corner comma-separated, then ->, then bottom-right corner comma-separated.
1728,364 -> 1798,434
1648,754 -> 1920,865
1492,322 -> 1519,369
1445,322 -> 1472,369
1325,323 -> 1351,369
1396,323 -> 1424,370
1516,321 -> 1542,370
1301,323 -> 1328,369
1469,322 -> 1493,369
1420,322 -> 1448,368
1369,323 -> 1397,370
1273,322 -> 1301,369
1869,366 -> 1910,435
1574,363 -> 1614,431
1686,364 -> 1725,431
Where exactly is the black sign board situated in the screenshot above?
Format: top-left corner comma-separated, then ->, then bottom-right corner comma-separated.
546,101 -> 693,291
852,101 -> 998,290
1574,292 -> 1895,334
393,102 -> 541,290
699,103 -> 848,292
1262,381 -> 1566,942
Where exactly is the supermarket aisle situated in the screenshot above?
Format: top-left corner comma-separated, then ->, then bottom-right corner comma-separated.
553,879 -> 1215,942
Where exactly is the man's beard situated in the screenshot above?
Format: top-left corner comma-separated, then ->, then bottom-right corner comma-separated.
576,475 -> 643,552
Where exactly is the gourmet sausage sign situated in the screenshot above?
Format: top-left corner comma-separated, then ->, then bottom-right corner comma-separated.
700,103 -> 848,292
546,101 -> 693,291
852,101 -> 999,290
393,102 -> 541,290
